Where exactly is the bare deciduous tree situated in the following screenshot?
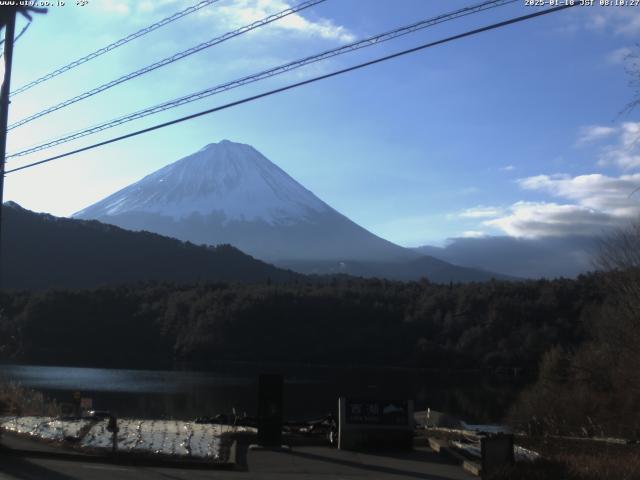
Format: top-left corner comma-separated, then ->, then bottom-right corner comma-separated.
594,222 -> 640,358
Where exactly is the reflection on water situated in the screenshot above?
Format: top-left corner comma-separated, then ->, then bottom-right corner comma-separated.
0,363 -> 523,423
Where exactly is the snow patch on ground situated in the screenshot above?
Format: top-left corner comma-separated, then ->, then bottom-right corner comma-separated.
0,416 -> 90,441
1,416 -> 256,461
451,439 -> 540,462
460,422 -> 512,434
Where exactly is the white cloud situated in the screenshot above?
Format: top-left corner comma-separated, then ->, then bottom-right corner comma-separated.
586,6 -> 640,36
481,172 -> 640,238
519,172 -> 640,216
459,206 -> 503,219
462,124 -> 640,239
485,201 -> 619,238
212,0 -> 355,42
500,165 -> 515,172
597,122 -> 640,169
576,125 -> 616,145
573,122 -> 640,169
607,46 -> 633,65
621,121 -> 640,142
94,0 -> 354,42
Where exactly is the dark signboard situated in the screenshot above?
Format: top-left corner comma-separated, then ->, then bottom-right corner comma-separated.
344,400 -> 409,426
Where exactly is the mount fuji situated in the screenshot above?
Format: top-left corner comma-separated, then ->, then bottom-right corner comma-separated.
75,140 -> 413,263
74,140 -> 506,281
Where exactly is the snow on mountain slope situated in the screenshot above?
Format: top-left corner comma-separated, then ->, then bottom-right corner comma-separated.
75,140 -> 329,226
74,140 -> 414,263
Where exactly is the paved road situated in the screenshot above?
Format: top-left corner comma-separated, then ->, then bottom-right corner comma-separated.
0,445 -> 474,480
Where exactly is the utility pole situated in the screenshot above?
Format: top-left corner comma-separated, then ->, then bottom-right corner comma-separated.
0,9 -> 16,289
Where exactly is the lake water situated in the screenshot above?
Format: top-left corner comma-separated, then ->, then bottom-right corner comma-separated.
0,363 -> 522,423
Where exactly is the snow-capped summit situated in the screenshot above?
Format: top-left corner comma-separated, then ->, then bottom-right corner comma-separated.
74,140 -> 414,263
75,140 -> 328,226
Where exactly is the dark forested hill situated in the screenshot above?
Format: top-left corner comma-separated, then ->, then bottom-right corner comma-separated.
0,202 -> 300,290
279,256 -> 515,283
0,274 -> 605,371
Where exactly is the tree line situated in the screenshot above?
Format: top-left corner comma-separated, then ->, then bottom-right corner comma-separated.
0,274 -> 605,374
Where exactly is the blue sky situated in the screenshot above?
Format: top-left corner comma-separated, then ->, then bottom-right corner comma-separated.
4,0 -> 640,248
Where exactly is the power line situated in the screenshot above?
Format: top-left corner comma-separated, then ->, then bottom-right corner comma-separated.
14,21 -> 30,42
8,0 -> 326,131
0,20 -> 30,47
0,20 -> 30,59
5,3 -> 577,175
8,0 -> 516,159
10,0 -> 219,97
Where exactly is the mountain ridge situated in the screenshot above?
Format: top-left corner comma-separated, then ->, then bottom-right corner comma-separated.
1,202 -> 301,290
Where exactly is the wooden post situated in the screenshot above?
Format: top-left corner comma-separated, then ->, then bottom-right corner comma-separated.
107,415 -> 119,453
0,10 -> 16,288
